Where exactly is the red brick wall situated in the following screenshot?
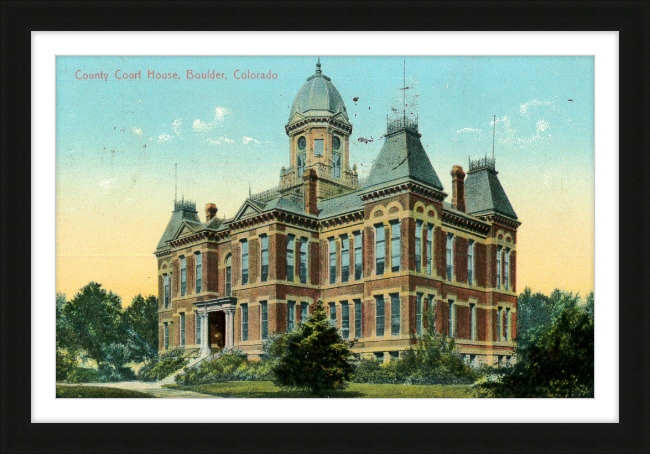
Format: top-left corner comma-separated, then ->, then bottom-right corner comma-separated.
363,299 -> 375,337
477,307 -> 487,341
493,309 -> 498,341
436,227 -> 446,277
511,250 -> 517,292
249,237 -> 259,284
475,242 -> 487,287
407,294 -> 416,336
173,259 -> 180,297
364,226 -> 374,276
456,304 -> 470,339
403,217 -> 414,271
276,301 -> 287,333
276,233 -> 287,281
319,239 -> 328,285
186,254 -> 195,295
232,241 -> 241,286
437,300 -> 448,335
206,250 -> 218,292
511,311 -> 517,340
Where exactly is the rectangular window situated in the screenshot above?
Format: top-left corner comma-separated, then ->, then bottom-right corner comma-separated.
299,237 -> 308,284
329,237 -> 336,284
391,293 -> 401,336
241,241 -> 249,285
428,294 -> 436,333
467,240 -> 474,286
241,304 -> 248,341
195,311 -> 201,344
195,253 -> 202,293
375,295 -> 385,337
354,231 -> 363,280
375,224 -> 385,275
504,248 -> 510,290
497,306 -> 502,341
314,139 -> 324,157
389,351 -> 400,361
164,274 -> 170,308
301,302 -> 309,324
286,234 -> 295,282
470,303 -> 477,341
505,308 -> 511,340
180,256 -> 187,296
415,220 -> 423,272
287,301 -> 295,332
226,266 -> 232,296
496,246 -> 502,289
260,301 -> 268,340
329,303 -> 337,328
260,235 -> 269,282
446,234 -> 454,281
390,221 -> 401,272
341,235 -> 350,283
163,323 -> 169,349
341,301 -> 349,339
427,225 -> 433,275
448,301 -> 455,337
416,293 -> 423,336
180,313 -> 185,347
354,299 -> 362,338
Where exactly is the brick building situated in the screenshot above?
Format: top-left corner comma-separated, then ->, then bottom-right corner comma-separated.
154,60 -> 520,366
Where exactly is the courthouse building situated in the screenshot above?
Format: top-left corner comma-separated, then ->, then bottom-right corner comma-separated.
154,60 -> 520,366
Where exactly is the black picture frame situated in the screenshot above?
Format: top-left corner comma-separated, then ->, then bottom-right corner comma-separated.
2,1 -> 648,453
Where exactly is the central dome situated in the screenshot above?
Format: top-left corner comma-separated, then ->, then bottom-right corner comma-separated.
288,60 -> 349,122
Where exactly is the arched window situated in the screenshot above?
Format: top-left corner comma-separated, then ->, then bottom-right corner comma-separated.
225,254 -> 232,296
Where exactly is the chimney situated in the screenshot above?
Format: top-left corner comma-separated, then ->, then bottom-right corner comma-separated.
205,203 -> 218,221
451,165 -> 466,212
303,169 -> 318,216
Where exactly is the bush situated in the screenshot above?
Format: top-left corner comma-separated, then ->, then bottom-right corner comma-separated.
56,349 -> 76,381
137,348 -> 189,382
66,367 -> 102,383
176,351 -> 274,385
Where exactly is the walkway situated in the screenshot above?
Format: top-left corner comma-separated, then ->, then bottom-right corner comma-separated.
68,381 -> 219,398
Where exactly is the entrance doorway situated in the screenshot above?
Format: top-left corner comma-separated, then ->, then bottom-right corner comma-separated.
209,311 -> 226,350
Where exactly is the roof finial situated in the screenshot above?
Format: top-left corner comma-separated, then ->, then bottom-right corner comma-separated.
316,57 -> 322,75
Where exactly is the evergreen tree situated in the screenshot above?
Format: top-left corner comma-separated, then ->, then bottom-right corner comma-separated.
273,300 -> 353,396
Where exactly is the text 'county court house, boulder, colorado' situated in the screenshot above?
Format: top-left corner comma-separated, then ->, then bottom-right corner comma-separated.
155,60 -> 520,367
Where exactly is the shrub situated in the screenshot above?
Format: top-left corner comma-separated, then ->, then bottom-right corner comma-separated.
66,367 -> 102,383
56,349 -> 76,381
176,351 -> 274,385
137,348 -> 188,382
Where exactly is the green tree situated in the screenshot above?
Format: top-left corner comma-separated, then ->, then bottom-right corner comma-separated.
123,294 -> 159,359
273,300 -> 353,396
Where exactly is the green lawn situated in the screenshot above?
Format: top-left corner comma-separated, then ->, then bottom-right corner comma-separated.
167,381 -> 479,398
56,385 -> 155,398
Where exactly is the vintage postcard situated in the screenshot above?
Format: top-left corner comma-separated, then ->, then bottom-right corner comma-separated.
56,55 -> 594,399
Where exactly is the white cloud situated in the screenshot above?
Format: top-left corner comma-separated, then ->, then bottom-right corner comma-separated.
192,107 -> 230,134
206,137 -> 235,146
157,133 -> 172,143
536,119 -> 550,133
242,136 -> 271,146
99,178 -> 116,193
131,127 -> 143,138
214,107 -> 230,122
192,119 -> 214,133
456,127 -> 482,135
519,99 -> 554,116
172,119 -> 183,136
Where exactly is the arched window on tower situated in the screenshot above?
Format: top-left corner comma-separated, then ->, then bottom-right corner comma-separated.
332,153 -> 341,178
297,153 -> 305,177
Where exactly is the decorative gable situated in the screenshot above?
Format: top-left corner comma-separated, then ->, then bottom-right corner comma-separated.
233,200 -> 264,221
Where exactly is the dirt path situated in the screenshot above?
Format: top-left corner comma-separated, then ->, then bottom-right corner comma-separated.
67,381 -> 219,398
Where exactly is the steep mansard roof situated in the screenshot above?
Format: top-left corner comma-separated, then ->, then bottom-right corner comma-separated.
465,167 -> 518,220
156,206 -> 201,250
363,129 -> 444,193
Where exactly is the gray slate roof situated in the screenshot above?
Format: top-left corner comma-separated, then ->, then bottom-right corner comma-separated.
156,207 -> 201,250
289,62 -> 348,122
465,168 -> 518,219
363,130 -> 444,192
317,191 -> 363,219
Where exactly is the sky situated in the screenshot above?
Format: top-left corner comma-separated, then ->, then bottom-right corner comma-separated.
56,56 -> 594,306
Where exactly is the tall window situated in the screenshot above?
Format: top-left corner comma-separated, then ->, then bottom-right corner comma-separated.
390,221 -> 401,272
329,303 -> 337,328
496,246 -> 502,289
260,235 -> 268,282
448,301 -> 455,337
341,301 -> 349,339
195,252 -> 202,293
428,294 -> 436,333
180,313 -> 186,347
329,237 -> 336,284
416,293 -> 423,335
427,225 -> 433,275
505,308 -> 511,340
504,248 -> 510,290
180,256 -> 187,296
299,237 -> 308,284
287,301 -> 295,332
354,299 -> 362,338
300,302 -> 309,324
375,295 -> 385,336
314,139 -> 324,157
260,301 -> 268,340
467,240 -> 474,286
469,303 -> 477,340
241,241 -> 249,285
241,304 -> 248,341
225,254 -> 232,296
375,224 -> 385,275
354,231 -> 363,280
286,234 -> 295,282
497,306 -> 502,341
446,233 -> 454,281
297,153 -> 305,177
164,274 -> 170,308
341,235 -> 349,283
164,323 -> 169,349
415,220 -> 423,272
333,153 -> 341,178
390,293 -> 401,335
195,311 -> 201,344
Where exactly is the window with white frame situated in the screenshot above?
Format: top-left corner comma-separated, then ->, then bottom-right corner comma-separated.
496,246 -> 502,289
505,307 -> 511,340
497,306 -> 503,341
286,234 -> 295,282
225,254 -> 232,296
180,256 -> 187,296
375,224 -> 385,275
375,295 -> 385,336
428,294 -> 436,333
467,240 -> 474,286
260,235 -> 269,282
329,237 -> 336,284
504,248 -> 510,290
390,293 -> 401,336
195,252 -> 202,293
446,234 -> 454,281
333,152 -> 341,178
297,153 -> 305,177
341,301 -> 349,339
287,300 -> 296,332
416,293 -> 423,336
354,299 -> 362,338
354,231 -> 363,280
448,301 -> 455,337
241,303 -> 248,341
195,311 -> 201,344
469,303 -> 477,341
329,303 -> 337,328
390,221 -> 401,272
260,301 -> 268,340
300,302 -> 309,324
427,225 -> 433,275
241,241 -> 249,285
164,274 -> 170,308
180,313 -> 186,347
415,220 -> 423,272
299,237 -> 308,284
341,235 -> 349,283
164,322 -> 169,349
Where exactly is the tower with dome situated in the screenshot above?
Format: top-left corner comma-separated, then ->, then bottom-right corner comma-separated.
154,59 -> 520,368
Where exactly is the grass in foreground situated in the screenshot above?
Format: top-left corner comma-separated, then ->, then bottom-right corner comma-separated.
167,381 -> 479,398
56,385 -> 155,398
